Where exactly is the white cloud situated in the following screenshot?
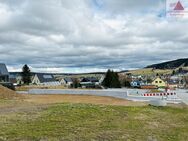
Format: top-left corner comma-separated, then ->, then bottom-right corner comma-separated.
0,0 -> 187,73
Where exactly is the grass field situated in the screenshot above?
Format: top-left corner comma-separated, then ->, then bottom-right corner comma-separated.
0,96 -> 188,141
127,68 -> 172,75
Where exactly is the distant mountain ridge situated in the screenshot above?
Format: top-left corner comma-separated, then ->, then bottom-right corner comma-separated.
9,71 -> 105,76
146,58 -> 188,69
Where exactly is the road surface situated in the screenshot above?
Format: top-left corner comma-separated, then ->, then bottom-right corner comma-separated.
23,88 -> 186,104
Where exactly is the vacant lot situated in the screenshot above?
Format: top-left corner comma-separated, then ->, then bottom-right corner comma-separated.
16,85 -> 67,91
0,94 -> 188,141
24,94 -> 146,106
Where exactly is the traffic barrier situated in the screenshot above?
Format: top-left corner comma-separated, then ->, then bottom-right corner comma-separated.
143,92 -> 176,96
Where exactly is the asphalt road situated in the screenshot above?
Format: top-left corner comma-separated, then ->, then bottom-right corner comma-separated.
25,88 -> 185,104
176,89 -> 188,104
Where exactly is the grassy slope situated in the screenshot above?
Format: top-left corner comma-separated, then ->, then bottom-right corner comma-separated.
128,68 -> 172,75
0,103 -> 188,141
0,85 -> 22,100
128,67 -> 188,76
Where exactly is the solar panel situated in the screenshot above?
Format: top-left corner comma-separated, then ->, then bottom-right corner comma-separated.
43,75 -> 52,79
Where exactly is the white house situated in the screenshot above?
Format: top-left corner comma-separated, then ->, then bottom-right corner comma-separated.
60,77 -> 73,87
99,75 -> 105,84
32,73 -> 60,86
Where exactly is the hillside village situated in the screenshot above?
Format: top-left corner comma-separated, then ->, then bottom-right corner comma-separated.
1,59 -> 188,90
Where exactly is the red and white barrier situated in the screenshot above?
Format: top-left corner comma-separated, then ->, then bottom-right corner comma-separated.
143,92 -> 176,97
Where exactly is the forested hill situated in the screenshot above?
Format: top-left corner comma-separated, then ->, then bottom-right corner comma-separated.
145,58 -> 188,69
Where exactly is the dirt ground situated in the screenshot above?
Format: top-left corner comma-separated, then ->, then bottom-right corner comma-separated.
0,94 -> 147,115
0,85 -> 21,99
24,94 -> 147,106
1,92 -> 186,115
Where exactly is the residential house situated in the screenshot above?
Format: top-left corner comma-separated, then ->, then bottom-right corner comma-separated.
0,63 -> 9,82
151,77 -> 166,88
9,74 -> 17,85
60,77 -> 73,87
32,73 -> 60,86
9,72 -> 24,85
130,80 -> 145,88
80,77 -> 99,88
131,75 -> 143,80
167,80 -> 179,89
98,75 -> 105,84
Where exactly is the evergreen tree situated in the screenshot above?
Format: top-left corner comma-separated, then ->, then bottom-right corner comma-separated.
102,69 -> 121,88
21,64 -> 31,85
102,69 -> 111,87
172,70 -> 176,76
111,72 -> 121,88
178,67 -> 183,73
124,80 -> 131,87
72,78 -> 80,88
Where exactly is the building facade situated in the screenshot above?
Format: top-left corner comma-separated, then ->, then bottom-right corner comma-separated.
152,77 -> 166,88
0,63 -> 9,82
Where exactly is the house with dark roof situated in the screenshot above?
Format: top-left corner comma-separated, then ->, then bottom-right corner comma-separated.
130,80 -> 141,88
0,63 -> 9,82
60,77 -> 73,87
9,72 -> 24,85
80,77 -> 99,88
32,73 -> 60,86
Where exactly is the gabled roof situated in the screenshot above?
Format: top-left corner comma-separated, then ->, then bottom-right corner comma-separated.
152,77 -> 165,81
0,63 -> 9,76
64,77 -> 73,83
35,73 -> 56,83
81,77 -> 99,83
88,77 -> 99,82
131,80 -> 140,83
167,80 -> 178,85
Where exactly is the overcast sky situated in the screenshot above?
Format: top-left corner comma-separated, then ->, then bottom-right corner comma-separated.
0,0 -> 188,73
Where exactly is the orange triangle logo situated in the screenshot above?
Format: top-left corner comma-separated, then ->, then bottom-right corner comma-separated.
174,1 -> 184,10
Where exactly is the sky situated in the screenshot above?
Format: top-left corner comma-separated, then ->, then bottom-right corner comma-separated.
0,0 -> 188,73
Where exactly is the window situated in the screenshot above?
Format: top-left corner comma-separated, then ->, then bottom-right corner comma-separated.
155,81 -> 158,83
159,81 -> 162,83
